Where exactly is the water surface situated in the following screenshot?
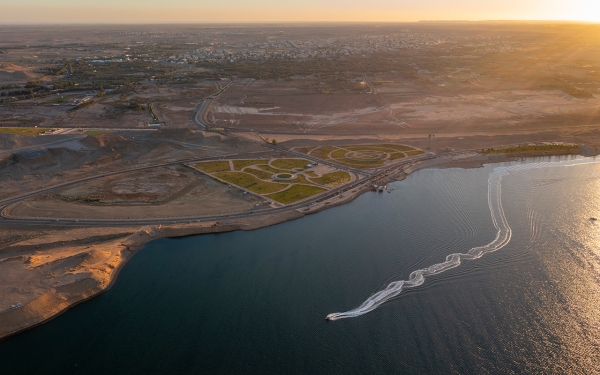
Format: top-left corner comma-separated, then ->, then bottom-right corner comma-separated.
1,155 -> 599,374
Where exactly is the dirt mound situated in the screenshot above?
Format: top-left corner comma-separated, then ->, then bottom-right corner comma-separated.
0,148 -> 90,179
0,71 -> 37,82
0,64 -> 37,82
150,128 -> 203,142
0,63 -> 26,72
0,134 -> 34,150
221,136 -> 243,145
80,134 -> 132,149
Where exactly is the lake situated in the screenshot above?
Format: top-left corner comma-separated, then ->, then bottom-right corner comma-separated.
1,155 -> 599,374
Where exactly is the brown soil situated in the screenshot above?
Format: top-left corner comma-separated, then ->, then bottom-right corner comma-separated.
214,80 -> 600,136
0,64 -> 38,83
0,148 -> 91,179
7,166 -> 264,220
0,134 -> 34,150
0,209 -> 303,339
150,128 -> 202,142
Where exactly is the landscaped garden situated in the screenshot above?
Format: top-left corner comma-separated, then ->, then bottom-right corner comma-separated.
192,157 -> 352,204
294,144 -> 423,169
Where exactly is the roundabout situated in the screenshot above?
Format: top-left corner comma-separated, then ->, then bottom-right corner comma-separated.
344,150 -> 387,161
272,173 -> 297,181
297,144 -> 424,169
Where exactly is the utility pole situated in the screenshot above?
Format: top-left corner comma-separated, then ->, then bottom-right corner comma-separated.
427,134 -> 434,149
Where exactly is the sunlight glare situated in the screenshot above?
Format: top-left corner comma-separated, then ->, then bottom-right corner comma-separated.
572,0 -> 600,22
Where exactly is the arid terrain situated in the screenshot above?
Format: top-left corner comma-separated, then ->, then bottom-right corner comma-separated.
1,22 -> 600,338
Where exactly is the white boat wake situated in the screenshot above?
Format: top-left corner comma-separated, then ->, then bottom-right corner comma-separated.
326,157 -> 598,321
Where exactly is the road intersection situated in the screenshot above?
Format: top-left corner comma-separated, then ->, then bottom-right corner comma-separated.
2,78 -> 439,228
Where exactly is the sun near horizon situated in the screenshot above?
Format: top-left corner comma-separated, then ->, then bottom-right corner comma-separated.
1,0 -> 600,24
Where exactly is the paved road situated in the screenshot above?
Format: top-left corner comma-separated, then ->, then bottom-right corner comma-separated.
363,73 -> 376,94
194,99 -> 214,129
191,80 -> 370,176
138,137 -> 232,154
0,135 -> 86,157
266,143 -> 370,177
0,151 -> 437,227
193,80 -> 236,130
1,76 -> 442,228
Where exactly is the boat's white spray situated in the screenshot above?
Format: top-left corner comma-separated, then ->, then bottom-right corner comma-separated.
326,157 -> 598,321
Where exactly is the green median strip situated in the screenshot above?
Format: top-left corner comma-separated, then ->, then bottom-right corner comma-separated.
0,128 -> 49,136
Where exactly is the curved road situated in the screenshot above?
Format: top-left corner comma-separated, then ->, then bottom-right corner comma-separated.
0,149 -> 437,227
2,77 -> 442,228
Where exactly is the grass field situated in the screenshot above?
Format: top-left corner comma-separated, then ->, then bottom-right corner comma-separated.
232,159 -> 266,170
0,127 -> 49,136
195,157 -> 353,205
267,184 -> 326,204
389,153 -> 406,160
85,130 -> 105,135
298,144 -> 422,169
345,146 -> 399,154
195,161 -> 231,173
294,147 -> 315,154
215,172 -> 286,194
377,144 -> 417,152
336,158 -> 385,168
243,167 -> 274,179
271,158 -> 310,170
292,174 -> 312,185
309,146 -> 338,159
257,164 -> 289,174
330,149 -> 348,159
310,171 -> 352,186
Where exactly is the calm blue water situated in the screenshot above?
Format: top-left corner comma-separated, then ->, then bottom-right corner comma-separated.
1,155 -> 599,374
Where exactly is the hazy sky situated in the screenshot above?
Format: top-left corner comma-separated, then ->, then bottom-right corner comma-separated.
2,0 -> 600,24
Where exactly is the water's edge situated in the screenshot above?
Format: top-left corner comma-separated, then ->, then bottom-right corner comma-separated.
0,151 -> 582,340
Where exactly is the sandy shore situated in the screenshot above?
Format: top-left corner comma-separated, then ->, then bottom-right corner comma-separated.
0,148 -> 592,340
0,210 -> 303,339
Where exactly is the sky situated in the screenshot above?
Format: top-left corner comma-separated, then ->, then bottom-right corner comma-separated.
2,0 -> 600,24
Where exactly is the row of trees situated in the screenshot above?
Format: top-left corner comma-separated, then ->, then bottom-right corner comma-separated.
198,53 -> 419,80
481,144 -> 578,154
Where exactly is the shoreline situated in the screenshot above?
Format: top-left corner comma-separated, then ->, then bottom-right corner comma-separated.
0,148 -> 592,340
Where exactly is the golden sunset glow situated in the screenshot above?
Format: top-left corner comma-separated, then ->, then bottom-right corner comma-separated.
2,0 -> 600,24
561,0 -> 600,22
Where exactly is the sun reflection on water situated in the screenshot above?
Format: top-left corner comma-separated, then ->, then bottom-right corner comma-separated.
511,160 -> 600,373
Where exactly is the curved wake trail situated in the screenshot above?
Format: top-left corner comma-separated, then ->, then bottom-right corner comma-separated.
326,157 -> 598,321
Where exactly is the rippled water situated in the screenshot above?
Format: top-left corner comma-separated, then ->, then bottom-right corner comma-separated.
1,155 -> 599,374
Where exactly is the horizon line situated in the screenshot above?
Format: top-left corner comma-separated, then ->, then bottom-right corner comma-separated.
1,19 -> 599,26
